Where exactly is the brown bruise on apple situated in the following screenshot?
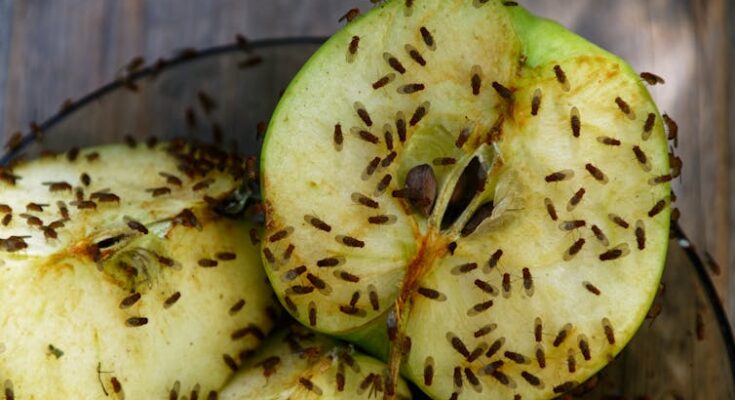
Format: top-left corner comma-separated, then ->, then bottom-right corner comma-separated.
0,143 -> 275,399
262,1 -> 671,399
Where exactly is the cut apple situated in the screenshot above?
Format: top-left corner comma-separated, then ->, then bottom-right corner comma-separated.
220,325 -> 412,399
261,0 -> 671,399
0,142 -> 275,399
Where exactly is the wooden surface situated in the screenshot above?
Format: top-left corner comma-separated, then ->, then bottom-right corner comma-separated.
0,0 -> 732,318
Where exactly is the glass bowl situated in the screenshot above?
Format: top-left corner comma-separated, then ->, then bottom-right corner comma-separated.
2,38 -> 733,400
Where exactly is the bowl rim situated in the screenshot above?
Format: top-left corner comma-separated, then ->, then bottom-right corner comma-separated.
1,36 -> 733,379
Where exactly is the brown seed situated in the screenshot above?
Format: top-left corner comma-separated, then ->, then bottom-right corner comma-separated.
454,262 -> 478,275
490,370 -> 510,386
334,124 -> 344,147
126,317 -> 148,327
398,83 -> 425,94
643,112 -> 656,140
0,204 -> 10,214
164,292 -> 181,308
609,213 -> 630,229
348,35 -> 360,55
419,26 -> 434,47
410,103 -> 428,126
386,55 -> 406,74
491,81 -> 513,99
284,296 -> 298,314
585,163 -> 606,182
263,248 -> 276,264
522,268 -> 533,290
640,72 -> 665,85
545,169 -> 573,182
192,178 -> 214,192
1,214 -> 11,226
553,325 -> 571,347
635,220 -> 646,250
602,318 -> 615,344
648,199 -> 667,217
598,136 -> 622,146
402,165 -> 438,216
317,257 -> 340,267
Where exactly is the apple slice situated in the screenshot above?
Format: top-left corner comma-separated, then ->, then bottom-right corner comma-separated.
220,325 -> 412,399
261,1 -> 672,398
0,142 -> 275,399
